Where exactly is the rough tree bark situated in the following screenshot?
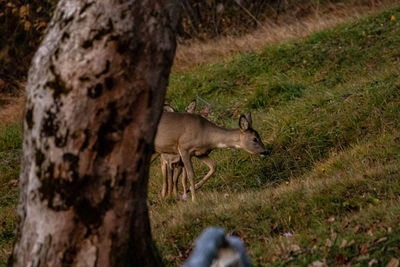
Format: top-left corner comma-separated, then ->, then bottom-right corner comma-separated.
10,0 -> 179,266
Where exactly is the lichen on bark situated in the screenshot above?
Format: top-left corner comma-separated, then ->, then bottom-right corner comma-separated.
11,0 -> 180,266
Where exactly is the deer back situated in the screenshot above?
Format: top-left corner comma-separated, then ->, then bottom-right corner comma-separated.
155,112 -> 214,154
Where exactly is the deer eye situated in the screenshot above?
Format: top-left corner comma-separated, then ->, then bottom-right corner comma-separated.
252,138 -> 258,143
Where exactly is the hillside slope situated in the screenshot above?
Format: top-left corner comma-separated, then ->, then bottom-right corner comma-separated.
150,6 -> 400,266
0,5 -> 399,266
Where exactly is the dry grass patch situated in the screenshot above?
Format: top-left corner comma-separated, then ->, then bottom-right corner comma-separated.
174,0 -> 399,71
0,96 -> 24,129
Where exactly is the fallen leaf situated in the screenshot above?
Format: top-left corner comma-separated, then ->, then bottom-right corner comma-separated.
270,255 -> 278,262
325,238 -> 332,247
387,258 -> 399,267
367,228 -> 373,236
308,260 -> 326,267
8,179 -> 18,186
24,21 -> 31,31
376,237 -> 387,244
369,259 -> 378,267
289,244 -> 300,252
19,4 -> 29,18
360,243 -> 369,255
354,224 -> 361,233
339,239 -> 347,248
35,21 -> 48,31
328,216 -> 335,222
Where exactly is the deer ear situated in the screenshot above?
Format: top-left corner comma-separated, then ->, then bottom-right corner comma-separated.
239,115 -> 250,131
245,112 -> 252,127
163,105 -> 175,112
185,101 -> 196,113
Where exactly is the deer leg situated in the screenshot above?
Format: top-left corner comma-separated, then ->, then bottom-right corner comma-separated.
172,165 -> 182,199
167,163 -> 174,199
161,159 -> 168,199
179,149 -> 196,201
181,167 -> 187,198
194,155 -> 216,190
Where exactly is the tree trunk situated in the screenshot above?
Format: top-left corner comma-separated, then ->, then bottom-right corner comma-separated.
10,0 -> 179,266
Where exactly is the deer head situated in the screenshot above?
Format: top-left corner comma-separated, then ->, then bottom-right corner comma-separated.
238,113 -> 267,155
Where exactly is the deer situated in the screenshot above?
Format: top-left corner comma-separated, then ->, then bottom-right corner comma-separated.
154,111 -> 267,201
160,102 -> 196,199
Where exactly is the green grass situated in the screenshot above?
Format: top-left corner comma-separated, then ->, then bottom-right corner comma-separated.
151,133 -> 400,265
150,7 -> 400,194
0,122 -> 22,265
1,6 -> 400,266
149,6 -> 400,266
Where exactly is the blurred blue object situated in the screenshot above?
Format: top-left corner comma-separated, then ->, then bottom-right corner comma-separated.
183,227 -> 252,267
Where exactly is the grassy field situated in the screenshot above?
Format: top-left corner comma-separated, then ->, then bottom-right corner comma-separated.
0,122 -> 21,265
1,5 -> 400,266
149,6 -> 400,266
